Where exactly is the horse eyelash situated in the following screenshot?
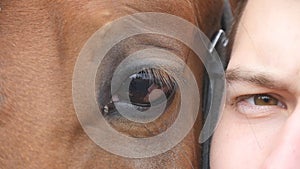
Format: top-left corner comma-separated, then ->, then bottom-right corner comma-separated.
142,68 -> 176,90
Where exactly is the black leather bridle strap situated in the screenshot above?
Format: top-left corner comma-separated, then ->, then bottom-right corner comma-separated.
201,0 -> 233,169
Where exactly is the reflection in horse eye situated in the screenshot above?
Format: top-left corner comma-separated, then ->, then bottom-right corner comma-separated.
102,68 -> 177,115
127,68 -> 177,108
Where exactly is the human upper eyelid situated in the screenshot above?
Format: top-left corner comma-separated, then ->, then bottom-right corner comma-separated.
226,81 -> 296,106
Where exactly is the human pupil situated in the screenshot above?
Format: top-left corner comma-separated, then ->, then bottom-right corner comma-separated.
255,95 -> 278,105
261,96 -> 270,103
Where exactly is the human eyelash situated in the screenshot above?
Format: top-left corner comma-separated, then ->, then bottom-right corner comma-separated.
230,93 -> 282,104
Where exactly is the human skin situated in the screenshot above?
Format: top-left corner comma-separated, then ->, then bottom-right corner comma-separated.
211,0 -> 300,168
0,0 -> 223,168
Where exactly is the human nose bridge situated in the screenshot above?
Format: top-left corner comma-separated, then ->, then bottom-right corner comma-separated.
262,105 -> 300,169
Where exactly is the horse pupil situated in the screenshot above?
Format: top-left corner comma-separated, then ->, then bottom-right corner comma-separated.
128,69 -> 175,107
129,77 -> 152,106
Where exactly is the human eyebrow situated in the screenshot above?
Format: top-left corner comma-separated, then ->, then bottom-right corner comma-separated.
226,67 -> 287,90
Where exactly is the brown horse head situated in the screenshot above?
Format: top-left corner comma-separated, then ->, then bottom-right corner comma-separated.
0,0 -> 226,168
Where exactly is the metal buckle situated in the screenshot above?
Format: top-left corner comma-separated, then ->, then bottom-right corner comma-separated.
209,29 -> 229,54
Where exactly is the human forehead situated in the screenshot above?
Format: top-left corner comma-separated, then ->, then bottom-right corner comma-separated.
229,0 -> 300,81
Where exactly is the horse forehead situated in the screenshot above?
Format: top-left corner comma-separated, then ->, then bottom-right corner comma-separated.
2,0 -> 222,28
0,0 -> 223,66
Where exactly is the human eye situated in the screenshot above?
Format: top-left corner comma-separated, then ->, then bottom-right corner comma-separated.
244,94 -> 285,107
233,94 -> 287,117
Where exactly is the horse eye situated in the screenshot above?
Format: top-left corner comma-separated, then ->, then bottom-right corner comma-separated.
127,68 -> 176,107
100,68 -> 179,137
103,68 -> 177,115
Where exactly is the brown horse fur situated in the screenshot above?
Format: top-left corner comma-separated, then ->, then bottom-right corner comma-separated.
0,0 -> 223,168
